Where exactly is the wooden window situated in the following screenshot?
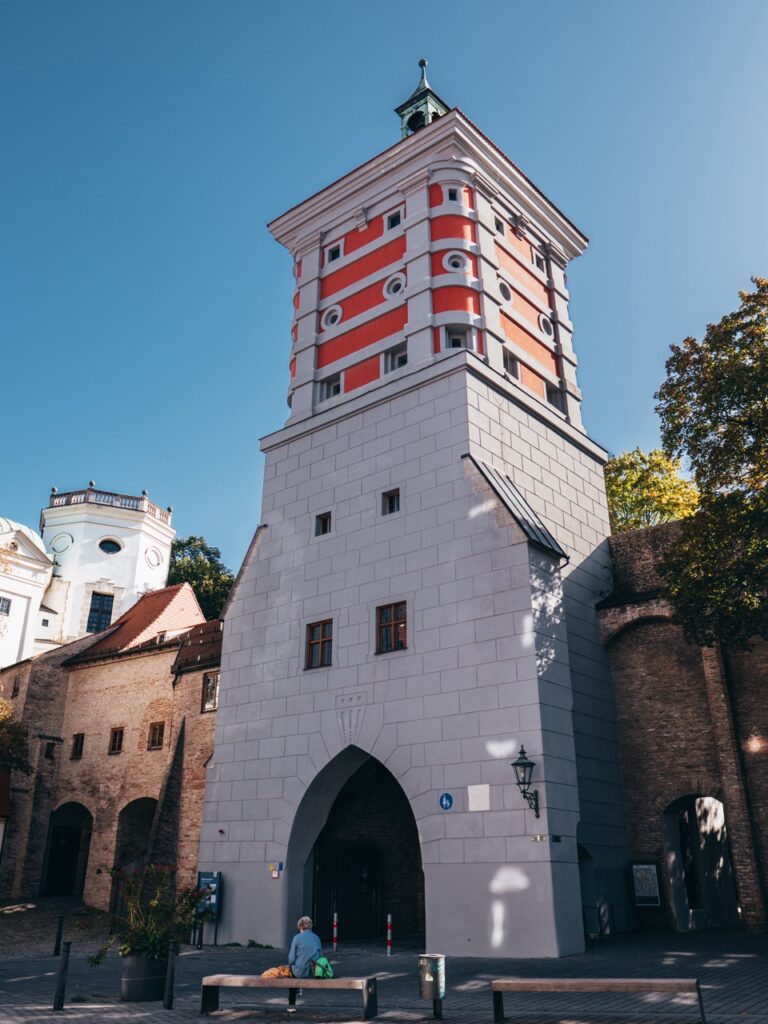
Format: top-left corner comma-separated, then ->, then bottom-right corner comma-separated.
382,489 -> 400,515
108,727 -> 124,755
201,672 -> 219,713
315,512 -> 332,536
148,722 -> 165,750
87,592 -> 113,633
376,602 -> 407,654
70,733 -> 84,760
305,620 -> 333,669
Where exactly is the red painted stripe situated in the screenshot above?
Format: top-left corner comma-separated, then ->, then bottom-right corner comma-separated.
317,307 -> 407,368
320,276 -> 393,331
344,354 -> 380,392
432,286 -> 481,315
430,215 -> 476,243
343,216 -> 384,256
321,237 -> 406,299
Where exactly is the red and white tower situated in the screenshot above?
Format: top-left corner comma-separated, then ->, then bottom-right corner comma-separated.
200,63 -> 629,957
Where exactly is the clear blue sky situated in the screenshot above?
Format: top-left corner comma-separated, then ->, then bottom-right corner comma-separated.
2,1 -> 766,569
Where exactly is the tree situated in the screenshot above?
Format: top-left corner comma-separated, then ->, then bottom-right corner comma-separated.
167,536 -> 234,620
655,278 -> 768,647
0,698 -> 32,775
604,448 -> 698,533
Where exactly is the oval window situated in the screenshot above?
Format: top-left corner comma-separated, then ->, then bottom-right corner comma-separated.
443,251 -> 470,274
384,273 -> 406,298
322,305 -> 343,329
499,281 -> 512,302
99,539 -> 121,554
539,315 -> 554,338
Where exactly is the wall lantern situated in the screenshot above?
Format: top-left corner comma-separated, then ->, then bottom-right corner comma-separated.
511,746 -> 540,818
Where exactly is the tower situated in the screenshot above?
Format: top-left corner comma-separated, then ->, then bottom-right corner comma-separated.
38,483 -> 175,647
200,65 -> 629,956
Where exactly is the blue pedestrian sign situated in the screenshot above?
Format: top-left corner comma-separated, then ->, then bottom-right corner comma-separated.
439,792 -> 454,810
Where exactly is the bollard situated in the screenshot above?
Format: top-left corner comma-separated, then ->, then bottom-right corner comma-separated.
163,939 -> 178,1009
52,940 -> 71,1011
332,912 -> 338,953
52,915 -> 65,957
386,914 -> 392,956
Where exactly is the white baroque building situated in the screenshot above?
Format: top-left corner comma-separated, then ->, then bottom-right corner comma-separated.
0,484 -> 174,668
199,67 -> 631,958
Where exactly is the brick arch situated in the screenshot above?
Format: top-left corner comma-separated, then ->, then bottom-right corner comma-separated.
602,611 -> 675,648
650,779 -> 724,818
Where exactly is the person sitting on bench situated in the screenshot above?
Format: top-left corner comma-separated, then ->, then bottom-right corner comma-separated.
261,916 -> 322,979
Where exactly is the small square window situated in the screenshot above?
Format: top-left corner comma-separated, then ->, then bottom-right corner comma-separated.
0,597 -> 11,616
376,602 -> 407,654
327,244 -> 341,263
41,618 -> 49,627
546,384 -> 564,411
318,374 -> 341,402
109,727 -> 124,755
315,511 -> 332,536
446,329 -> 469,349
201,672 -> 219,713
71,733 -> 84,760
382,489 -> 400,515
387,211 -> 401,230
495,217 -> 504,234
503,348 -> 519,378
447,188 -> 458,202
305,620 -> 333,670
534,251 -> 546,272
148,721 -> 165,750
384,343 -> 407,373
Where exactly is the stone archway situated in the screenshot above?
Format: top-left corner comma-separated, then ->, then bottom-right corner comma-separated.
43,802 -> 93,897
286,747 -> 425,942
662,795 -> 739,930
110,797 -> 158,917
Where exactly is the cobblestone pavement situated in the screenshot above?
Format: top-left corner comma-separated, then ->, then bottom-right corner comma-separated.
0,928 -> 765,1024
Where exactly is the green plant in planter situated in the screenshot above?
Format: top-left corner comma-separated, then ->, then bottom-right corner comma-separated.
89,863 -> 211,966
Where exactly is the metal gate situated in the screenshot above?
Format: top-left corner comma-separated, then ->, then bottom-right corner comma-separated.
312,839 -> 381,940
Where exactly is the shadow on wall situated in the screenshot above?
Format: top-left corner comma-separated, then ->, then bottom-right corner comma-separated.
663,795 -> 740,930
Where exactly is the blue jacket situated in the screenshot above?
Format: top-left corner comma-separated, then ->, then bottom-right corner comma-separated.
288,929 -> 322,979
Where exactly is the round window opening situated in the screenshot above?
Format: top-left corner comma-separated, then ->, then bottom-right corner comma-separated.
443,251 -> 470,274
384,273 -> 406,298
539,315 -> 554,337
322,305 -> 343,329
499,282 -> 512,302
99,539 -> 122,555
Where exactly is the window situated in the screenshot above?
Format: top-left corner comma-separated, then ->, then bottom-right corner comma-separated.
0,597 -> 10,616
315,511 -> 332,536
443,250 -> 470,273
382,489 -> 400,515
148,722 -> 165,750
546,383 -> 564,411
201,672 -> 220,713
327,243 -> 342,263
384,343 -> 407,373
446,328 -> 470,350
44,742 -> 56,760
376,602 -> 407,654
495,217 -> 504,234
533,250 -> 546,273
502,348 -> 519,378
71,733 -> 84,760
98,539 -> 121,554
305,620 -> 333,669
109,728 -> 124,754
87,592 -> 114,633
384,273 -> 406,298
499,281 -> 512,302
539,314 -> 554,338
317,374 -> 341,402
11,675 -> 20,698
447,187 -> 458,202
386,211 -> 401,230
41,618 -> 49,627
322,305 -> 342,329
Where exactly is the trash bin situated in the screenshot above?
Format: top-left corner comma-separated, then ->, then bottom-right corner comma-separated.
418,954 -> 445,1017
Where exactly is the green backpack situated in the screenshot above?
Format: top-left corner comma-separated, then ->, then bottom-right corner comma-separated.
312,956 -> 335,979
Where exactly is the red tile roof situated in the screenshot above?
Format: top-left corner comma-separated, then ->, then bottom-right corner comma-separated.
171,619 -> 223,675
65,583 -> 205,665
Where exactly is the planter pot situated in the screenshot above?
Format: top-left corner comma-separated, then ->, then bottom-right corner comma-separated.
120,955 -> 167,1002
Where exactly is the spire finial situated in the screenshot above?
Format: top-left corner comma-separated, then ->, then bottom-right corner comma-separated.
395,58 -> 450,138
418,58 -> 429,87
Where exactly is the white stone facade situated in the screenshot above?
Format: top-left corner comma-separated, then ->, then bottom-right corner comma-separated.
0,519 -> 53,669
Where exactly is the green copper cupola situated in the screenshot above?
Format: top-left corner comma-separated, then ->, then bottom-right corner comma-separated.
395,59 -> 450,138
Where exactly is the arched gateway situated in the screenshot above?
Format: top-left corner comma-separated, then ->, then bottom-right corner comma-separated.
286,748 -> 424,941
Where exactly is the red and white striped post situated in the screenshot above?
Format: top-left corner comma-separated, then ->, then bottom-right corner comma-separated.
386,913 -> 392,956
332,912 -> 338,953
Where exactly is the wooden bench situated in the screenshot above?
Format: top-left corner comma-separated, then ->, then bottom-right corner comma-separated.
200,973 -> 379,1019
491,977 -> 706,1023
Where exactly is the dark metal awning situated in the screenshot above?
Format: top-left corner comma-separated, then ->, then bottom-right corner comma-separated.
465,455 -> 568,561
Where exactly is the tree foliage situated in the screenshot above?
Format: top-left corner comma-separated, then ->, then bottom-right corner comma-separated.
167,536 -> 234,620
655,278 -> 768,647
0,698 -> 32,775
604,448 -> 698,533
